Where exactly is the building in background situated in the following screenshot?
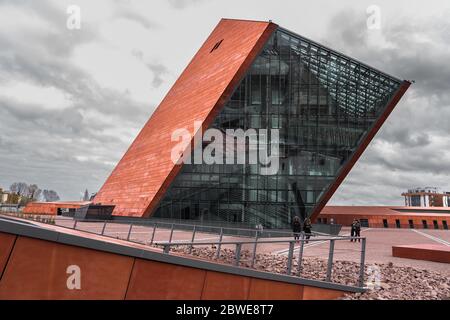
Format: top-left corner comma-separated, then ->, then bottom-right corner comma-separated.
319,206 -> 450,230
0,188 -> 20,205
402,187 -> 450,207
0,188 -> 7,203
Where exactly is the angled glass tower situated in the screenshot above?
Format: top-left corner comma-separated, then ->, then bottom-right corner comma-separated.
95,19 -> 410,228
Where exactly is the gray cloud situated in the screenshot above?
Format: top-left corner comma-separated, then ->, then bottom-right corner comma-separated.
324,10 -> 450,101
0,32 -> 150,121
146,63 -> 169,88
326,10 -> 450,205
168,0 -> 207,9
114,9 -> 158,30
0,0 -> 155,199
132,49 -> 169,88
0,94 -> 139,200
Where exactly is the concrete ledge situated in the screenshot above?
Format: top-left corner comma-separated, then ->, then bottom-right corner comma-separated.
392,244 -> 450,263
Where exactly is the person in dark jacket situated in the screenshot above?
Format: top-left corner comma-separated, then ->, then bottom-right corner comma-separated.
354,219 -> 361,242
350,219 -> 357,242
303,217 -> 312,244
292,216 -> 302,242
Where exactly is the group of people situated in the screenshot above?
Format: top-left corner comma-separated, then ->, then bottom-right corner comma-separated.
291,216 -> 312,243
291,217 -> 361,243
292,216 -> 361,243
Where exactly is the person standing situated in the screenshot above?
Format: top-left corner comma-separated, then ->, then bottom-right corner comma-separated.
303,217 -> 312,244
354,219 -> 361,242
292,216 -> 302,242
350,219 -> 357,242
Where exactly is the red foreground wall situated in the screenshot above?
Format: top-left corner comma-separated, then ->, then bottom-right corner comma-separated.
0,231 -> 348,300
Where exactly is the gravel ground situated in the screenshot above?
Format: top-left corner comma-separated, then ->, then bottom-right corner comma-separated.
169,246 -> 450,300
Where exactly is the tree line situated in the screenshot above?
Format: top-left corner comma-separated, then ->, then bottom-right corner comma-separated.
9,182 -> 60,204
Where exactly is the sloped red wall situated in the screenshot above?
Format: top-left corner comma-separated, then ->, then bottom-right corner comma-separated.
94,19 -> 277,218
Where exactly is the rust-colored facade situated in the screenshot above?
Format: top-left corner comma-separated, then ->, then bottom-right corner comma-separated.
319,206 -> 450,230
23,201 -> 91,215
94,19 -> 277,217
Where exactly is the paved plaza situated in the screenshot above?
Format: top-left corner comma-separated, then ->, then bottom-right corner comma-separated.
44,217 -> 450,276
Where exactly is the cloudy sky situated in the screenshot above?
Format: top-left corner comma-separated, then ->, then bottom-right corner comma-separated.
0,0 -> 449,205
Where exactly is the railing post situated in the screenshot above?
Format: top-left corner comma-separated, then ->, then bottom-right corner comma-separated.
358,238 -> 367,287
150,223 -> 157,245
326,239 -> 335,282
215,228 -> 224,259
163,244 -> 170,254
73,220 -> 78,230
297,234 -> 305,276
251,231 -> 259,268
126,223 -> 133,241
169,223 -> 174,244
101,222 -> 107,236
189,225 -> 196,254
286,241 -> 295,275
234,243 -> 242,266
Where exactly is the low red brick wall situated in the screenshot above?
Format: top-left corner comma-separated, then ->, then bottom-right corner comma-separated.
319,213 -> 449,230
392,244 -> 450,263
23,202 -> 90,215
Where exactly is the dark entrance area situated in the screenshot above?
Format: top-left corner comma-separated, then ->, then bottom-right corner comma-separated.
360,219 -> 369,228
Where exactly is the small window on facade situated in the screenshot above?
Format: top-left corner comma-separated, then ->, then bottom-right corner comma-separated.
360,219 -> 369,228
323,218 -> 328,224
395,219 -> 401,228
443,221 -> 448,230
317,218 -> 322,224
408,220 -> 414,229
433,220 -> 439,229
210,39 -> 223,53
422,220 -> 428,229
383,219 -> 388,228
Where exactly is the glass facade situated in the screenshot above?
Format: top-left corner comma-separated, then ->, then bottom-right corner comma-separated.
153,28 -> 402,228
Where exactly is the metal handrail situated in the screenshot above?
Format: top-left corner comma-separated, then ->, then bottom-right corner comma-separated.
156,236 -> 349,246
1,212 -> 341,238
155,234 -> 367,287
